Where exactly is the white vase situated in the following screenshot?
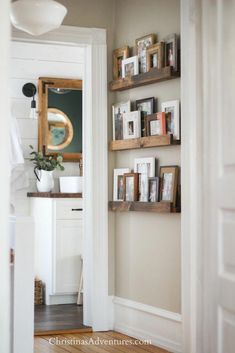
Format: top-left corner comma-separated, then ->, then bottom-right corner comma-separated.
36,170 -> 54,192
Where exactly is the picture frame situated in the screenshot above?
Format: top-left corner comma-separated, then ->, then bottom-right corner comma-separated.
123,111 -> 141,140
122,56 -> 139,78
148,177 -> 159,202
134,157 -> 155,201
123,173 -> 139,202
146,42 -> 165,71
112,46 -> 130,80
164,33 -> 178,71
145,112 -> 167,136
113,168 -> 131,201
135,97 -> 156,137
159,166 -> 179,207
161,100 -> 180,140
136,33 -> 156,73
112,101 -> 131,140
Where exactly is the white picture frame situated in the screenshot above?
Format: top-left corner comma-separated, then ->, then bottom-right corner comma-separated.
161,100 -> 180,140
123,111 -> 141,140
134,157 -> 156,201
122,56 -> 139,78
113,168 -> 130,201
112,101 -> 131,140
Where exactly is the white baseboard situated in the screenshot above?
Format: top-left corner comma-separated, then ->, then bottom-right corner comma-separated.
112,296 -> 182,353
47,294 -> 78,305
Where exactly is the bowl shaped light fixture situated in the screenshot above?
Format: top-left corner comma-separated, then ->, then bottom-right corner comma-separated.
10,0 -> 67,36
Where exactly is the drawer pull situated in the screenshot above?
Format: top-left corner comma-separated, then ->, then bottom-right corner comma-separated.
71,208 -> 83,211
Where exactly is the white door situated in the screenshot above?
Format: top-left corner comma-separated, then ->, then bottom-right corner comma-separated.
202,1 -> 235,352
54,219 -> 83,294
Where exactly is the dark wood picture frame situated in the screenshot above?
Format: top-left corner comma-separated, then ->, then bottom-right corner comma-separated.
145,112 -> 167,136
164,33 -> 178,71
38,77 -> 82,162
135,97 -> 156,136
113,46 -> 130,80
146,42 -> 165,71
159,166 -> 179,207
123,173 -> 139,202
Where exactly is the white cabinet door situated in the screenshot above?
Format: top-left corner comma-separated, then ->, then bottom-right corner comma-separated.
53,219 -> 83,294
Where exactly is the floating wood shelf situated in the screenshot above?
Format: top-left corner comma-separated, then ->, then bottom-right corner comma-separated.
109,66 -> 180,92
109,134 -> 180,151
109,201 -> 180,213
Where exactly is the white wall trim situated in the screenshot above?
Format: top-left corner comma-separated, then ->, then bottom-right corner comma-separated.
113,296 -> 182,353
0,1 -> 11,353
11,26 -> 109,331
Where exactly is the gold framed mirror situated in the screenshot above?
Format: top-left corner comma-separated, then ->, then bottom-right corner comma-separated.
38,77 -> 82,161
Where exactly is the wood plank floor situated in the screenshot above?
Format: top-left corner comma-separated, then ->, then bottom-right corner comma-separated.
35,304 -> 90,333
35,331 -> 170,353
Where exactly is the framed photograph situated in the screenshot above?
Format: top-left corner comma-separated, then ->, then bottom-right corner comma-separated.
146,42 -> 165,71
148,177 -> 159,202
136,33 -> 156,73
113,168 -> 131,201
135,97 -> 156,136
123,111 -> 141,140
134,157 -> 155,201
113,46 -> 130,80
164,33 -> 178,71
112,101 -> 131,140
160,166 -> 179,207
123,173 -> 139,202
145,112 -> 167,136
161,100 -> 180,140
122,56 -> 139,78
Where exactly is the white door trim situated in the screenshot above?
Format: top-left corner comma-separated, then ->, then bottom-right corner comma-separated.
0,0 -> 11,352
181,1 -> 204,353
12,25 -> 109,330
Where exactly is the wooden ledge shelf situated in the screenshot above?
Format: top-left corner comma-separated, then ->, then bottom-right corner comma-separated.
109,134 -> 180,151
109,201 -> 181,213
109,66 -> 180,92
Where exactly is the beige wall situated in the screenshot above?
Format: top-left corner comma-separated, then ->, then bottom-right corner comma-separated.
113,0 -> 181,313
58,0 -> 181,313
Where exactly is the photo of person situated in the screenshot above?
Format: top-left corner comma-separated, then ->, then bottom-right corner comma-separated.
124,62 -> 135,77
149,178 -> 159,202
152,53 -> 158,68
112,101 -> 131,141
166,42 -> 174,66
162,172 -> 173,201
134,157 -> 155,201
114,107 -> 123,140
128,121 -> 134,135
125,176 -> 134,201
117,56 -> 123,78
117,175 -> 124,200
150,119 -> 160,135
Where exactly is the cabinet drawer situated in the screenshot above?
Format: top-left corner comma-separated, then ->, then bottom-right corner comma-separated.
56,199 -> 83,220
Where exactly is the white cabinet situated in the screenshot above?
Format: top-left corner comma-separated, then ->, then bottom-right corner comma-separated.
31,197 -> 83,305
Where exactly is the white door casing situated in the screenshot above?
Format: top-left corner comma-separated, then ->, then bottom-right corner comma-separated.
181,1 -> 235,352
12,26 -> 109,330
203,1 -> 235,352
0,0 -> 11,353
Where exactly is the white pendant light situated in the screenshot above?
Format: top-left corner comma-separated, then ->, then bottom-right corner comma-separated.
10,0 -> 67,36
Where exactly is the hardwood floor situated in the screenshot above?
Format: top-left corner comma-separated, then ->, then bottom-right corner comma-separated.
34,304 -> 90,333
35,331 -> 170,352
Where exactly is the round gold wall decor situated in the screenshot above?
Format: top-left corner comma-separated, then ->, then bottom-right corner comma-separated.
47,108 -> 74,151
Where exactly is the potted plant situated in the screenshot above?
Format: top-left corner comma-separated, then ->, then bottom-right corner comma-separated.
29,145 -> 65,192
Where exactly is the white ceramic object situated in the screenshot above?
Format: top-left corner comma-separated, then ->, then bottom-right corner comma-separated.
59,176 -> 83,193
10,0 -> 67,36
36,170 -> 54,192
